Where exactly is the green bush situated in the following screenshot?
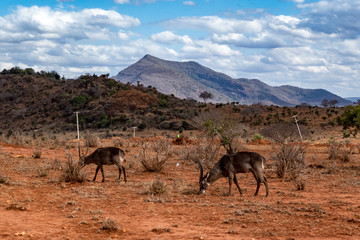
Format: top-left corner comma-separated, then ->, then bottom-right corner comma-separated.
71,95 -> 90,108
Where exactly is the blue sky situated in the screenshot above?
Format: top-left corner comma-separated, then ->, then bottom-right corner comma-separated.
0,0 -> 359,98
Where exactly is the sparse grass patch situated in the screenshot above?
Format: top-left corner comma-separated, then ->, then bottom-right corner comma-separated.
37,165 -> 48,177
101,217 -> 119,231
61,153 -> 88,182
146,177 -> 168,196
149,177 -> 168,196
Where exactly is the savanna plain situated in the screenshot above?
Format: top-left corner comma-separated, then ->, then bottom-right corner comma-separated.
0,129 -> 359,240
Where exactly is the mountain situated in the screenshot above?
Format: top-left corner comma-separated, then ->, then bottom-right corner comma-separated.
345,97 -> 359,103
113,54 -> 351,106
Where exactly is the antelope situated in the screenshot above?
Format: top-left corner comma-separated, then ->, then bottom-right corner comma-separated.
80,146 -> 127,183
198,151 -> 269,197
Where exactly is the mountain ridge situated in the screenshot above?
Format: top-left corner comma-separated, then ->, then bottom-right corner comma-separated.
113,54 -> 351,106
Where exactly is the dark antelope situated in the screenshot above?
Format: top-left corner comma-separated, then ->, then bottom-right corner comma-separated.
80,146 -> 127,182
198,151 -> 269,197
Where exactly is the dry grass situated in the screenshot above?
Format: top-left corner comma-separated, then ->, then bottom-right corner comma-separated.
61,153 -> 88,182
147,177 -> 168,196
101,217 -> 119,231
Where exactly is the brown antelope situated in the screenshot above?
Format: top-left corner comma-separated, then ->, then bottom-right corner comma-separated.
80,146 -> 127,183
198,151 -> 269,197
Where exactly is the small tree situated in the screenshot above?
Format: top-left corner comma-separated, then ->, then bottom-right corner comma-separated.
321,99 -> 329,108
199,91 -> 213,104
340,105 -> 360,137
329,99 -> 339,107
195,111 -> 248,154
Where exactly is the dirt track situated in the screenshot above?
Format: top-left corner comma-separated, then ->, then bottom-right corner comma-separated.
0,139 -> 359,240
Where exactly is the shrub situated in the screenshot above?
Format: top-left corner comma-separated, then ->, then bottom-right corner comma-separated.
139,138 -> 171,172
0,175 -> 6,184
101,218 -> 119,231
84,133 -> 99,147
252,133 -> 264,141
184,137 -> 222,169
328,140 -> 353,162
37,166 -> 48,177
272,142 -> 306,180
61,153 -> 88,182
32,148 -> 42,158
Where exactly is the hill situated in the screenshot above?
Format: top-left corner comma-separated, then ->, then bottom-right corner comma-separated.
113,55 -> 351,106
0,68 -> 198,132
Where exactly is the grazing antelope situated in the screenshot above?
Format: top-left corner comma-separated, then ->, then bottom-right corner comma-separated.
198,151 -> 269,197
80,146 -> 127,183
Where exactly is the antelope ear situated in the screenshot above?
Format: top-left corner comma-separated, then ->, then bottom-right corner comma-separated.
205,172 -> 210,179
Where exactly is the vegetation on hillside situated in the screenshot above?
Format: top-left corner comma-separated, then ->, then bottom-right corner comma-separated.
0,66 -> 356,141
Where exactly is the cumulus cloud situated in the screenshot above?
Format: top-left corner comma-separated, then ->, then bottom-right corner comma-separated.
151,31 -> 192,44
298,0 -> 360,38
0,6 -> 140,43
165,16 -> 264,34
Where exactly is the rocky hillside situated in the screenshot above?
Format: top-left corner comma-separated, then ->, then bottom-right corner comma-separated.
113,55 -> 351,106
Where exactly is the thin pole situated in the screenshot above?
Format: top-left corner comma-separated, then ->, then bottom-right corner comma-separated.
132,127 -> 136,137
75,112 -> 80,140
75,112 -> 80,156
292,115 -> 303,142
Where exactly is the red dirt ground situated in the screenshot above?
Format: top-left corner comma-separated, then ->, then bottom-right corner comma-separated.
0,138 -> 359,240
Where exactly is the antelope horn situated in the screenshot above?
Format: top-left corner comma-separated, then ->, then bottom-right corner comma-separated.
197,159 -> 204,183
82,140 -> 89,158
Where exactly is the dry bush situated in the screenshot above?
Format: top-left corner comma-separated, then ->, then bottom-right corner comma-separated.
184,137 -> 223,169
7,130 -> 26,146
148,177 -> 168,196
101,218 -> 119,231
37,165 -> 48,177
61,153 -> 88,182
139,138 -> 171,172
32,148 -> 42,158
112,137 -> 125,147
272,142 -> 306,180
260,123 -> 310,142
84,133 -> 99,147
0,175 -> 6,184
293,177 -> 306,191
328,140 -> 353,162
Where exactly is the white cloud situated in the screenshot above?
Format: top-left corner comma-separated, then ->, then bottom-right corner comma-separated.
114,0 -> 131,4
0,6 -> 140,43
151,31 -> 192,44
298,0 -> 360,38
165,16 -> 263,34
182,1 -> 195,6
